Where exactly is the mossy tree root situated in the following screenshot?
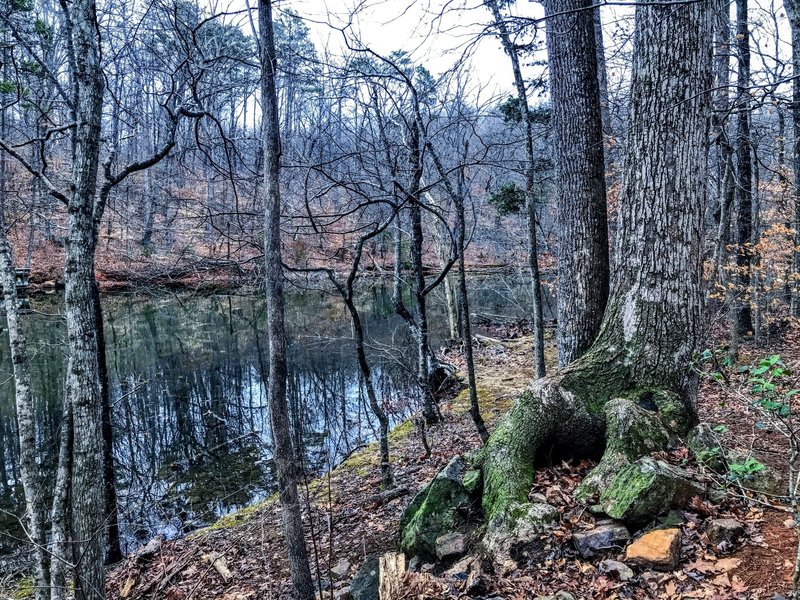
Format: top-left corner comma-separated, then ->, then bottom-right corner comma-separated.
400,355 -> 698,558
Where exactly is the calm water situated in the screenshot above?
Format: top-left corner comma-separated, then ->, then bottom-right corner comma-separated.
0,274 -> 551,552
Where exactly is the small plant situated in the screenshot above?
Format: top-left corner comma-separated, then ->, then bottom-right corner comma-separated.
487,183 -> 526,216
699,350 -> 800,598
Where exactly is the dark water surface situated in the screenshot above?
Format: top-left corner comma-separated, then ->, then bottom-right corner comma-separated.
0,274 -> 550,552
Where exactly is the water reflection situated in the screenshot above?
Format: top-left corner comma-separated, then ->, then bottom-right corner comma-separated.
0,275 -> 547,552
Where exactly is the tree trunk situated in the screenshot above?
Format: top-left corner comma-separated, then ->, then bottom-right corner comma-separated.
786,0 -> 800,317
733,0 -> 754,335
258,1 -> 316,598
544,0 -> 610,367
0,118 -> 49,600
65,0 -> 107,595
406,0 -> 714,550
708,3 -> 735,297
486,0 -> 547,378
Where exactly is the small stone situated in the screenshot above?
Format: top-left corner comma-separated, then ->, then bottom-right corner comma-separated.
530,492 -> 548,504
331,558 -> 351,578
444,555 -> 475,578
658,510 -> 685,528
572,523 -> 631,558
555,593 -> 577,600
407,556 -> 422,572
783,518 -> 796,529
706,518 -> 744,545
599,559 -> 634,581
625,528 -> 681,570
436,532 -> 466,560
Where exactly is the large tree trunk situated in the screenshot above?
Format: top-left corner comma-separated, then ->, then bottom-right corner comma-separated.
258,1 -> 316,599
544,0 -> 610,367
65,0 -> 107,595
405,0 -> 714,553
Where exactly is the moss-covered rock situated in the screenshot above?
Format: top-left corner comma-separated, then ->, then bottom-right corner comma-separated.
399,457 -> 474,560
600,457 -> 704,525
483,501 -> 559,565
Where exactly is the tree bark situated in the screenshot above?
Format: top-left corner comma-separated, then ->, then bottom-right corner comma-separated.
544,0 -> 610,367
65,0 -> 107,595
786,0 -> 800,317
258,1 -> 316,598
405,0 -> 714,549
733,0 -> 754,335
486,0 -> 547,378
0,111 -> 49,600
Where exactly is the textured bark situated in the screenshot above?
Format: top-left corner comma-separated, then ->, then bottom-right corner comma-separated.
409,0 -> 714,543
486,0 -> 547,378
0,155 -> 49,600
258,1 -> 316,598
65,0 -> 107,595
544,0 -> 610,367
786,0 -> 800,317
733,0 -> 754,335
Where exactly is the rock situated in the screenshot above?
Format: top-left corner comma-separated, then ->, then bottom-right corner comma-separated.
686,423 -> 725,470
331,558 -> 351,578
706,518 -> 744,545
625,528 -> 681,570
657,510 -> 685,528
399,457 -> 473,559
443,555 -> 476,579
572,522 -> 630,558
599,559 -> 634,581
350,556 -> 378,600
534,593 -> 576,600
600,457 -> 705,525
407,556 -> 421,572
436,532 -> 466,560
784,519 -> 796,529
483,501 -> 559,567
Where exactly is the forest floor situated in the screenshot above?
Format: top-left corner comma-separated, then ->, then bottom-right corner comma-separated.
78,321 -> 800,599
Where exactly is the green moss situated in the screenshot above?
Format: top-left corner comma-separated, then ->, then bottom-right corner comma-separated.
389,420 -> 414,442
341,443 -> 379,469
203,493 -> 277,531
480,391 -> 544,522
462,469 -> 482,495
399,457 -> 471,559
9,577 -> 33,599
600,457 -> 703,525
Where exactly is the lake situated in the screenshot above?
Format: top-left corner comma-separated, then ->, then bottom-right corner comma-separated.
0,273 -> 552,552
